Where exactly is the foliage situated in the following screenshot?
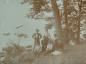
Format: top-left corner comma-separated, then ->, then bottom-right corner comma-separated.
1,43 -> 35,64
21,0 -> 86,43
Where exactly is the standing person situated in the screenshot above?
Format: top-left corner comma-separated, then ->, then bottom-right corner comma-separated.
32,29 -> 42,55
46,36 -> 53,53
53,34 -> 58,50
41,35 -> 48,52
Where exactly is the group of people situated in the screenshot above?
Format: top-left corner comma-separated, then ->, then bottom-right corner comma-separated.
32,29 -> 64,55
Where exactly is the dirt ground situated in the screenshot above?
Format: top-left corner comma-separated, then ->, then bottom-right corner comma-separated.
33,42 -> 86,64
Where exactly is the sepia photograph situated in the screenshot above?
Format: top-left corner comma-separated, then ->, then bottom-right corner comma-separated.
0,0 -> 86,64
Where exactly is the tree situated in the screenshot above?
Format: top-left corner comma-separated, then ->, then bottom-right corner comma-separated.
21,0 -> 63,42
21,0 -> 86,45
51,0 -> 63,41
65,0 -> 86,44
63,0 -> 69,43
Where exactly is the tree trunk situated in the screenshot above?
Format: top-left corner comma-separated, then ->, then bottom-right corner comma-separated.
51,0 -> 63,41
77,0 -> 82,44
63,0 -> 69,44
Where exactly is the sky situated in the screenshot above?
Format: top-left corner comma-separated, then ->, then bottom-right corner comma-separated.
0,0 -> 44,50
0,0 -> 55,51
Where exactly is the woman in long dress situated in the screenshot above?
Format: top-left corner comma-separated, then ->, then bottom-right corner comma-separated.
41,35 -> 48,52
32,29 -> 42,55
46,38 -> 53,53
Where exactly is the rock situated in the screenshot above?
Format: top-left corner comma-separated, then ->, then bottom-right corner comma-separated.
51,51 -> 62,56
